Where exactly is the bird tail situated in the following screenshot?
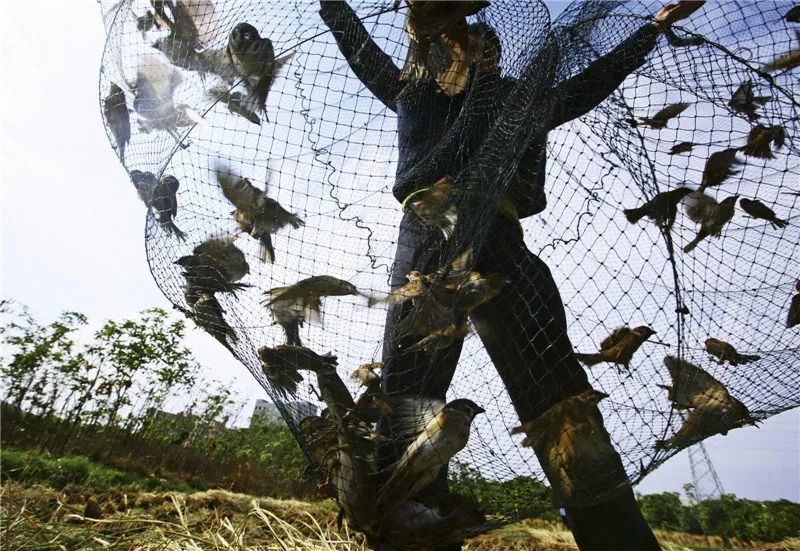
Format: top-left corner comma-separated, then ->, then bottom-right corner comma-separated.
623,206 -> 647,224
286,212 -> 305,230
683,233 -> 705,253
654,439 -> 671,451
258,232 -> 275,263
736,354 -> 761,364
281,321 -> 302,346
367,295 -> 387,307
741,141 -> 774,159
772,218 -> 788,229
574,352 -> 605,366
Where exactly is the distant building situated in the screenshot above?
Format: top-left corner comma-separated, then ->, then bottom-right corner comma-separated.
250,399 -> 317,426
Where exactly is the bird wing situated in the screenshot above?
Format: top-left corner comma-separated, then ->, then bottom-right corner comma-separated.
600,326 -> 631,351
652,102 -> 690,122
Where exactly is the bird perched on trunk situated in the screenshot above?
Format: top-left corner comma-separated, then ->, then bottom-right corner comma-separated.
699,148 -> 743,191
258,344 -> 337,396
377,397 -> 484,511
512,389 -> 626,506
740,124 -> 786,159
628,102 -> 690,129
683,195 -> 738,253
574,326 -> 656,372
787,280 -> 800,328
761,30 -> 800,73
177,236 -> 250,295
406,176 -> 458,238
227,23 -> 293,121
728,81 -> 770,122
739,198 -> 788,229
624,187 -> 693,230
704,337 -> 760,366
151,174 -> 186,240
216,167 -> 304,263
400,1 -> 490,96
191,293 -> 237,351
103,83 -> 131,163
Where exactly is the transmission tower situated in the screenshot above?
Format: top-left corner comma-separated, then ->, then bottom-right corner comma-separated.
687,442 -> 725,503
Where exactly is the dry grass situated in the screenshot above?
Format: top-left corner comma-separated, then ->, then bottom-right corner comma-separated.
2,482 -> 798,551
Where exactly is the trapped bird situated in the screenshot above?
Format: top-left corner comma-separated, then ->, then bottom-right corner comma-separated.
405,317 -> 470,353
788,280 -> 800,328
668,141 -> 695,155
682,189 -> 716,224
191,293 -> 237,351
151,174 -> 186,240
628,102 -> 690,129
207,86 -> 261,125
512,389 -> 625,505
216,167 -> 304,263
683,195 -> 738,253
659,355 -> 752,414
704,337 -> 760,366
266,276 -> 360,306
406,176 -> 458,238
377,397 -> 484,511
134,9 -> 160,38
740,124 -> 785,159
129,170 -> 158,206
151,0 -> 217,72
574,326 -> 656,372
739,198 -> 788,229
177,236 -> 250,295
699,148 -> 743,191
269,294 -> 321,346
761,30 -> 800,72
103,83 -> 131,163
787,5 -> 800,22
400,1 -> 490,96
728,81 -> 770,122
259,344 -> 337,396
368,270 -> 428,307
624,187 -> 693,230
350,362 -> 382,387
227,23 -> 293,121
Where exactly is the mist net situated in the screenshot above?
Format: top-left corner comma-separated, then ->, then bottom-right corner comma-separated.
99,0 -> 799,545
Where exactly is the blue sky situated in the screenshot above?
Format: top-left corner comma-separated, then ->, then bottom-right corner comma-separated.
1,0 -> 797,502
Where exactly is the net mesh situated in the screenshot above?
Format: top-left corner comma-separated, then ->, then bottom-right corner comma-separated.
99,0 -> 799,544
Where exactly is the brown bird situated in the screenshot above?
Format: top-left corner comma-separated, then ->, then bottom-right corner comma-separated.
739,198 -> 788,229
270,294 -> 320,347
177,237 -> 250,295
761,30 -> 800,73
574,326 -> 656,372
368,270 -> 429,307
629,102 -> 690,129
258,344 -> 337,396
787,5 -> 800,22
207,86 -> 261,125
265,275 -> 360,306
788,280 -> 800,328
624,187 -> 693,230
400,1 -> 490,96
668,141 -> 695,155
377,397 -> 484,511
350,362 -> 382,387
407,176 -> 458,238
151,174 -> 186,240
103,83 -> 131,163
299,414 -> 339,475
512,389 -> 626,506
704,337 -> 760,366
681,190 -> 716,224
728,81 -> 770,122
699,148 -> 743,191
405,316 -> 470,353
192,293 -> 237,351
659,355 -> 743,410
683,195 -> 738,253
740,125 -> 785,159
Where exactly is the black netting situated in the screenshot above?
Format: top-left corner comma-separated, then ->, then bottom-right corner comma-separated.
99,0 -> 799,546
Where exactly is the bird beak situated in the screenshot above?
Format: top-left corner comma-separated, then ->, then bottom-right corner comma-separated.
475,405 -> 486,415
596,391 -> 610,400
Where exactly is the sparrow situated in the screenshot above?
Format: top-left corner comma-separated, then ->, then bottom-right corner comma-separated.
699,148 -> 743,191
405,316 -> 469,353
150,0 -> 216,71
512,389 -> 625,506
368,270 -> 429,307
624,187 -> 693,230
151,174 -> 186,240
739,198 -> 788,229
787,280 -> 800,328
258,344 -> 337,397
681,189 -> 716,224
407,176 -> 458,238
658,355 -> 751,413
176,236 -> 250,295
134,9 -> 160,38
377,397 -> 484,511
350,362 -> 382,387
655,397 -> 755,451
103,83 -> 131,163
668,141 -> 695,155
270,294 -> 320,346
574,326 -> 656,372
761,30 -> 800,73
265,276 -> 360,306
704,337 -> 760,366
227,23 -> 293,120
129,170 -> 158,206
191,293 -> 237,351
740,125 -> 785,159
207,85 -> 261,125
400,1 -> 490,96
629,102 -> 690,129
728,81 -> 770,122
683,195 -> 738,253
298,414 -> 339,475
130,59 -> 204,138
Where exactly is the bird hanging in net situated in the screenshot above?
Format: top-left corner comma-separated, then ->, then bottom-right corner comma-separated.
99,0 -> 799,548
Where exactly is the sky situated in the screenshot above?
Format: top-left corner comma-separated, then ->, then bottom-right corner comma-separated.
1,0 -> 798,502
